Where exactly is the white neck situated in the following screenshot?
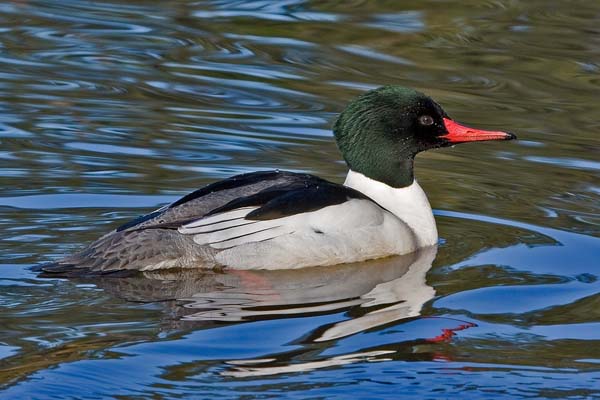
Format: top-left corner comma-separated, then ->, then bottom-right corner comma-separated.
344,170 -> 438,247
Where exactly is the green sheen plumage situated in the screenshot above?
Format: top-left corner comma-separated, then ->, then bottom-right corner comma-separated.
333,86 -> 431,188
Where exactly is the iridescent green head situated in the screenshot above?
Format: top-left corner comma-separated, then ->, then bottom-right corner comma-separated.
334,85 -> 516,188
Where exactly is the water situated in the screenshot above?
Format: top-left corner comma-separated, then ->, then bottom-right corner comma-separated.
1,0 -> 599,398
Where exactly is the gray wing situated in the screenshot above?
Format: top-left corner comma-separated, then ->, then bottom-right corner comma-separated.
40,228 -> 217,276
114,170 -> 321,231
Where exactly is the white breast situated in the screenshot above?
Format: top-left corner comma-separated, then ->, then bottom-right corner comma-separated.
343,170 -> 438,248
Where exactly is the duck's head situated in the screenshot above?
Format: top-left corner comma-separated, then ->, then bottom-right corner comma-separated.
334,85 -> 516,188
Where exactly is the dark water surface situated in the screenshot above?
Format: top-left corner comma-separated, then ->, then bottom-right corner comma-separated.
1,1 -> 599,398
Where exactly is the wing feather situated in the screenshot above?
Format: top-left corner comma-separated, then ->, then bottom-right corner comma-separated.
189,218 -> 282,246
177,180 -> 383,252
179,207 -> 259,231
201,226 -> 294,250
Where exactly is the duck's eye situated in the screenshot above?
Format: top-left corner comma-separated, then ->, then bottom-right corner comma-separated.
419,115 -> 434,126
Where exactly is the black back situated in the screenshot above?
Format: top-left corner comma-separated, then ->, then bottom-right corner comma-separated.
115,170 -> 374,232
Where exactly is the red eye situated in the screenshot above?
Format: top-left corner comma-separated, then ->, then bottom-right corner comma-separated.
419,115 -> 434,126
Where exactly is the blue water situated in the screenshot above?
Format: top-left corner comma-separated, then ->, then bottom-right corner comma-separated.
1,1 -> 599,398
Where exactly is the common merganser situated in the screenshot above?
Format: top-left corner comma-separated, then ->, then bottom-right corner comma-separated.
41,85 -> 515,274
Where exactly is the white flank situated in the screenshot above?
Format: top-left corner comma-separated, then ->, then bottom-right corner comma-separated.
212,198 -> 417,269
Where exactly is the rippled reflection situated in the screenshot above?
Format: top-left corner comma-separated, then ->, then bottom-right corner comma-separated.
92,247 -> 437,343
0,0 -> 599,398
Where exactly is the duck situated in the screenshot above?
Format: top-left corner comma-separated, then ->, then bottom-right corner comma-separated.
40,85 -> 516,274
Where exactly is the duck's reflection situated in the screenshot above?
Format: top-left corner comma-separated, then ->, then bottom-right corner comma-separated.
73,246 -> 478,378
91,246 -> 438,343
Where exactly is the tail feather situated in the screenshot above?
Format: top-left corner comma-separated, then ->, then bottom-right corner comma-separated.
34,261 -> 137,278
35,228 -> 216,277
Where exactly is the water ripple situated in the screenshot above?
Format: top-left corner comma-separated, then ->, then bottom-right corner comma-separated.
0,0 -> 599,397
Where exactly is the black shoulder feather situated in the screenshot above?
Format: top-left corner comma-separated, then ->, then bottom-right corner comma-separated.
247,183 -> 369,220
169,170 -> 301,208
114,170 -> 339,232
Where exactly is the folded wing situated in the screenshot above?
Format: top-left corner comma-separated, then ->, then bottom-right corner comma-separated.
179,180 -> 375,250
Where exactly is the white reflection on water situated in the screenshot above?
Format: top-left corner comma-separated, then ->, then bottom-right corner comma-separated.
91,247 -> 437,343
